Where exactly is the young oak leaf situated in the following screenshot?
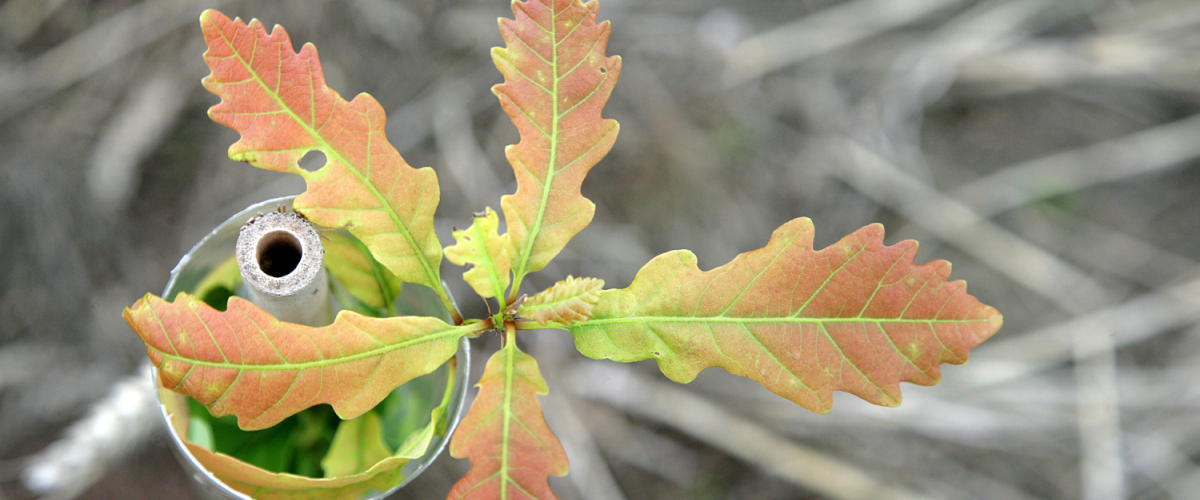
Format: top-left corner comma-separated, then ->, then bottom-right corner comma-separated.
190,256 -> 241,311
320,412 -> 392,478
184,438 -> 410,500
494,0 -> 621,291
518,276 -> 603,326
199,11 -> 447,303
448,340 -> 568,499
323,231 -> 402,312
564,219 -> 1002,413
124,292 -> 476,430
163,359 -> 458,497
444,207 -> 511,300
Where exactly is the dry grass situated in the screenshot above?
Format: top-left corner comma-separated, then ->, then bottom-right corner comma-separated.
2,0 -> 1199,498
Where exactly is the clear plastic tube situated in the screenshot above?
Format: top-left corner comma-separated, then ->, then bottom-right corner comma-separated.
156,196 -> 469,500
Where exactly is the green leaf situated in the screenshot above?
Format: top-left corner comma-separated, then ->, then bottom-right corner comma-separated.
518,275 -> 603,326
124,292 -> 478,430
378,373 -> 435,451
187,399 -> 337,476
565,219 -> 1003,412
199,10 -> 454,318
444,207 -> 511,300
448,331 -> 567,499
157,358 -> 459,497
323,231 -> 402,314
192,256 -> 241,311
187,408 -> 216,450
393,360 -> 457,459
494,0 -> 621,296
186,445 -> 409,499
320,412 -> 392,478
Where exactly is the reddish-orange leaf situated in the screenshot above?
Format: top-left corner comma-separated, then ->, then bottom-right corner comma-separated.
494,0 -> 621,291
565,219 -> 1002,412
125,293 -> 475,430
199,10 -> 447,304
448,335 -> 567,499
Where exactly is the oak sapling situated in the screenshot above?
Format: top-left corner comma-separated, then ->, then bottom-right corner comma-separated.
124,1 -> 1004,499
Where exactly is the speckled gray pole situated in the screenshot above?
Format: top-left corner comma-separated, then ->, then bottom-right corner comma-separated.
235,209 -> 332,327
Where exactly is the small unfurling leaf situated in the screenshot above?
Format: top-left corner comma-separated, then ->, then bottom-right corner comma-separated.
519,276 -> 603,326
444,207 -> 511,300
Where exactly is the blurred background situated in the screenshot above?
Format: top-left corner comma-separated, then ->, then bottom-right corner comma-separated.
2,0 -> 1199,498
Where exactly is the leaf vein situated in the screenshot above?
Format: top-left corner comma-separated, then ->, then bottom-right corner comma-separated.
213,24 -> 442,291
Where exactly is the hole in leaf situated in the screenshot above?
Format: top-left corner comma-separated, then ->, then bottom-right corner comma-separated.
257,231 -> 303,277
298,150 -> 327,172
599,66 -> 607,74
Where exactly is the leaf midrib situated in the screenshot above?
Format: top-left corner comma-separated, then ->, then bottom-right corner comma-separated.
215,26 -> 440,290
511,4 -> 562,291
475,218 -> 509,301
570,315 -> 999,327
146,326 -> 468,371
500,333 -> 516,500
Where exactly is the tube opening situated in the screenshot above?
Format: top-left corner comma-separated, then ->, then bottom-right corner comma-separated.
256,231 -> 303,278
236,208 -> 329,322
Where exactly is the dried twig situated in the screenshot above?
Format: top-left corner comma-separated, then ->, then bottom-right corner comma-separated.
723,0 -> 966,86
952,114 -> 1200,218
569,361 -> 935,500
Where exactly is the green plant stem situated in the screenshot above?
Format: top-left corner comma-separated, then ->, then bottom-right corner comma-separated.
460,319 -> 493,337
443,292 -> 464,326
512,320 -> 563,331
507,275 -> 525,307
